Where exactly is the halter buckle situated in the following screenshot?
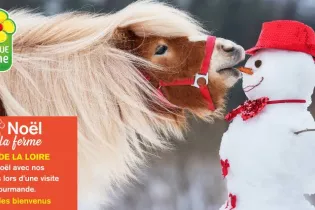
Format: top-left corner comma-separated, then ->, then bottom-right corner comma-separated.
191,73 -> 209,88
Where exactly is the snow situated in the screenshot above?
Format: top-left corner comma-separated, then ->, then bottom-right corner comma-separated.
243,49 -> 315,106
219,49 -> 315,210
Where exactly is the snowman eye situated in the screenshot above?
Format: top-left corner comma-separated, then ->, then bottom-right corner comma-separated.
255,60 -> 262,68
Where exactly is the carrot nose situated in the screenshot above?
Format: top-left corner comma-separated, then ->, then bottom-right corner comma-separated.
237,67 -> 253,75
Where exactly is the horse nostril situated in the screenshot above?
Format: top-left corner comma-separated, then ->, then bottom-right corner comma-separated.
221,45 -> 235,53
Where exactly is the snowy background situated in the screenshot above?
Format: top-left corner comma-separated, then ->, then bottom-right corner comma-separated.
1,0 -> 315,209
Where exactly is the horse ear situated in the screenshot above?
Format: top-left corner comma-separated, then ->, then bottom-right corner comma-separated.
113,27 -> 139,51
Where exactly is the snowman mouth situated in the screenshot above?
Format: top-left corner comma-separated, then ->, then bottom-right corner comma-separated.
243,77 -> 264,92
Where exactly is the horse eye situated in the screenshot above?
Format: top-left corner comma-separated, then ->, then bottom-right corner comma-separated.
255,60 -> 262,68
155,45 -> 168,55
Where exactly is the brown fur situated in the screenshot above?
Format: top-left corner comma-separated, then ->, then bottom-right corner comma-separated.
113,28 -> 228,125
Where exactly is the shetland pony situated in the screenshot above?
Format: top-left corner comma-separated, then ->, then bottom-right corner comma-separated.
4,1 -> 245,209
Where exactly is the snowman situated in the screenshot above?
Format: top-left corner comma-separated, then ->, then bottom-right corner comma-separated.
219,20 -> 315,210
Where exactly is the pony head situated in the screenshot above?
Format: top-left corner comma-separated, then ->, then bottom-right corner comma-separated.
113,1 -> 245,123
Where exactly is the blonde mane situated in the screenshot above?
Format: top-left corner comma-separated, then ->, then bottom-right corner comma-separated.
2,1 -> 208,207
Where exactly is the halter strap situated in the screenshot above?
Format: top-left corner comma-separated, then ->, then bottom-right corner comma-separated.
201,36 -> 216,75
158,36 -> 217,111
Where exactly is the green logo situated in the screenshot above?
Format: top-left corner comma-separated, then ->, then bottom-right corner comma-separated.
0,9 -> 16,72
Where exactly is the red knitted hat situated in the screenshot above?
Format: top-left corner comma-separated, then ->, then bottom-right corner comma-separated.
246,20 -> 315,61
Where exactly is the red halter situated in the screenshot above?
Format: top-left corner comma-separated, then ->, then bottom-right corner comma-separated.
157,36 -> 217,111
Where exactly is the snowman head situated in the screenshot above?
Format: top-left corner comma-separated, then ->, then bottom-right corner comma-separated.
243,49 -> 315,105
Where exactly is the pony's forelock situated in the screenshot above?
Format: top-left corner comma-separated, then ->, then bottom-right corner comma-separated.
116,0 -> 207,37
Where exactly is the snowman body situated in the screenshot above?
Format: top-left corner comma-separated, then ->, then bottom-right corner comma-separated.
220,105 -> 315,210
220,49 -> 315,210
